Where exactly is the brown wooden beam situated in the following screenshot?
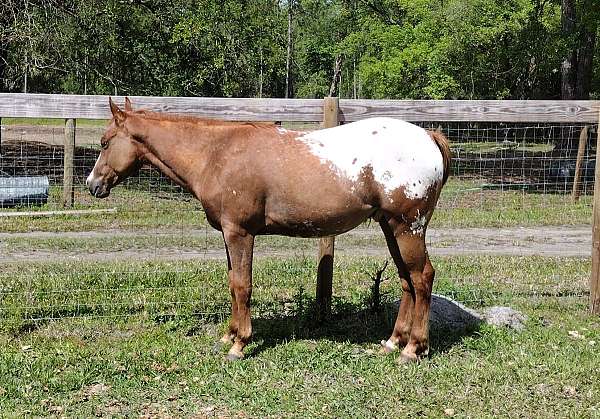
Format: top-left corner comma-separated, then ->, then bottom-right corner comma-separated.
591,107 -> 600,314
316,96 -> 339,321
1,94 -> 599,123
62,118 -> 76,207
571,125 -> 589,202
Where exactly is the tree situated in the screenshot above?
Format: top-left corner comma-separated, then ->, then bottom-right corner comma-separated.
560,0 -> 599,99
0,0 -> 597,100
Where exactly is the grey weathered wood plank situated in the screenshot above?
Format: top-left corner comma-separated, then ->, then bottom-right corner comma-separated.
591,107 -> 600,315
0,94 -> 324,121
62,118 -> 76,207
316,97 -> 339,322
1,94 -> 599,123
339,99 -> 600,123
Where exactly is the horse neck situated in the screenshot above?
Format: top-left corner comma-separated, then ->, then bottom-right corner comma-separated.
129,117 -> 221,194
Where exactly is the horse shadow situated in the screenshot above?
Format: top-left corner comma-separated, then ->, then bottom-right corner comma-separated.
245,294 -> 483,358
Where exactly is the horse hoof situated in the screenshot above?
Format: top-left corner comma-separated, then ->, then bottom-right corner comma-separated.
398,352 -> 418,364
379,339 -> 398,355
225,352 -> 244,362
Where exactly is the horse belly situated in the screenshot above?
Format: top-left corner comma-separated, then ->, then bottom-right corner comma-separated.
262,189 -> 372,237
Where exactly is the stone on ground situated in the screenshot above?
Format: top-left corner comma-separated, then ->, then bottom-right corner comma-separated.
392,294 -> 527,333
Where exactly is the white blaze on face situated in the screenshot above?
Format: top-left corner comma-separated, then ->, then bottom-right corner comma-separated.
86,152 -> 102,186
297,117 -> 444,199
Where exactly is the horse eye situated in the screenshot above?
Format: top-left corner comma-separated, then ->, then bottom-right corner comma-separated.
101,141 -> 108,150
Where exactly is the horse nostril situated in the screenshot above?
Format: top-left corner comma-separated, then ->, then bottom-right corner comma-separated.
93,184 -> 101,197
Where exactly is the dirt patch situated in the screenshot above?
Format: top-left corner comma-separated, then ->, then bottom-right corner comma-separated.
0,225 -> 591,263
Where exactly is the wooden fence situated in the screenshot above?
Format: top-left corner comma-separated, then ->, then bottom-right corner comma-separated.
0,93 -> 599,315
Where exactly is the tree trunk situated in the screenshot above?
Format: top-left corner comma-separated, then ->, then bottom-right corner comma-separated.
0,42 -> 6,91
258,47 -> 263,98
285,0 -> 293,99
561,0 -> 598,100
561,0 -> 577,99
575,24 -> 596,99
328,55 -> 343,97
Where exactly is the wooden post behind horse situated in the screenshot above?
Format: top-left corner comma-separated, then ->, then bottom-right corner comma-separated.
87,98 -> 451,362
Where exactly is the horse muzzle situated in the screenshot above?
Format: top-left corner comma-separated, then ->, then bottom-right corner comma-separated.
86,176 -> 110,198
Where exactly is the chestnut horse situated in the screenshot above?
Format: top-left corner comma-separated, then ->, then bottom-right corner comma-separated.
87,98 -> 451,362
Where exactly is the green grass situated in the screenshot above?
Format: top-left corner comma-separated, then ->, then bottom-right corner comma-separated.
453,141 -> 555,153
1,118 -> 108,127
0,255 -> 597,417
432,178 -> 592,228
0,178 -> 592,233
0,186 -> 208,233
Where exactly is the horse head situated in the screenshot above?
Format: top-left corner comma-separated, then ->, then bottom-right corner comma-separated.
86,97 -> 143,198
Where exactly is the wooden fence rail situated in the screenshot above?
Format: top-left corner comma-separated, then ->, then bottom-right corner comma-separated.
1,93 -> 599,122
1,94 -> 599,315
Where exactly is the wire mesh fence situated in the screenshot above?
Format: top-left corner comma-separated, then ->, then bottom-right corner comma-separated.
0,117 -> 594,328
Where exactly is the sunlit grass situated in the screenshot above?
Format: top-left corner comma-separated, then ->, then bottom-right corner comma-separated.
0,255 -> 596,417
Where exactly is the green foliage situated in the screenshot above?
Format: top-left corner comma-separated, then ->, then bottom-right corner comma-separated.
0,0 -> 597,98
171,0 -> 286,97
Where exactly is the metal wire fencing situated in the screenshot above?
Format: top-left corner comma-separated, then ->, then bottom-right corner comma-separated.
0,118 -> 594,328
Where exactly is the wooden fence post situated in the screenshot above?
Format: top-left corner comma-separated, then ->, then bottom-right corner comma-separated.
62,118 -> 76,207
592,109 -> 600,315
316,96 -> 339,321
571,125 -> 589,202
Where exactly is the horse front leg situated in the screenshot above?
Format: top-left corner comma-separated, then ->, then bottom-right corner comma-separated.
215,245 -> 237,349
222,227 -> 255,361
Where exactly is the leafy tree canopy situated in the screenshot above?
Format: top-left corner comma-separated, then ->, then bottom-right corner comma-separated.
0,0 -> 597,99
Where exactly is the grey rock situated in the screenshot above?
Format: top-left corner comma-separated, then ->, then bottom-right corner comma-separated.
392,294 -> 526,333
481,306 -> 527,331
428,294 -> 483,333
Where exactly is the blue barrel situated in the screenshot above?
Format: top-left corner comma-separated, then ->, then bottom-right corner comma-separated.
0,176 -> 49,207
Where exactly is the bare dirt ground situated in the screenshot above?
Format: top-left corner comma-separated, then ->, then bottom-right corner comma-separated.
0,225 -> 591,263
1,124 -> 103,146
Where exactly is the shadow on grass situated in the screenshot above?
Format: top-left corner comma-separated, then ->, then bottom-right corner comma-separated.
3,295 -> 481,358
247,296 -> 481,358
3,305 -> 102,336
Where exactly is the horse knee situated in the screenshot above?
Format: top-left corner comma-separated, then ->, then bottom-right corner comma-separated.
401,278 -> 412,293
410,271 -> 432,300
232,281 -> 251,300
423,259 -> 435,283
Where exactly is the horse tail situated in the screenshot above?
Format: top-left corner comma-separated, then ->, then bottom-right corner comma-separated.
427,130 -> 452,185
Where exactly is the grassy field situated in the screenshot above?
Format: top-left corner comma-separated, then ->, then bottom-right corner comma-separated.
0,156 -> 596,416
1,118 -> 109,127
0,255 -> 597,417
0,177 -> 592,233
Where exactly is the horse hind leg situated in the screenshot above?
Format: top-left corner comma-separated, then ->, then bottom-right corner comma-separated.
399,250 -> 435,363
378,217 -> 415,353
378,216 -> 434,362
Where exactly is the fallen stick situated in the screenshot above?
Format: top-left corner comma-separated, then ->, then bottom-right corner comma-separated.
0,208 -> 117,217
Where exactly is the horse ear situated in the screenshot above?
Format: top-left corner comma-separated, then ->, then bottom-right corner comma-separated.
109,97 -> 126,124
124,97 -> 133,112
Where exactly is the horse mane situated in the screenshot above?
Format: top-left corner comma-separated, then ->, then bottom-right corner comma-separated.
130,109 -> 275,129
426,130 -> 452,185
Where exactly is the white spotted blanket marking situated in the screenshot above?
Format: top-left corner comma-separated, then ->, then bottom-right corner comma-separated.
298,117 -> 444,200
